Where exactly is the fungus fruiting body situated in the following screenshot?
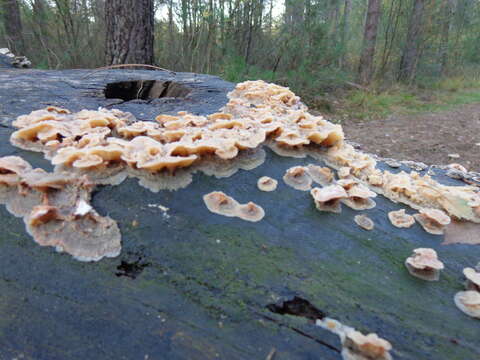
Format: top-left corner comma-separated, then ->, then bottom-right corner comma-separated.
283,166 -> 312,191
311,185 -> 348,213
388,209 -> 415,228
257,176 -> 278,192
414,208 -> 451,235
0,156 -> 120,262
354,214 -> 374,230
203,191 -> 265,222
454,291 -> 480,319
463,267 -> 480,291
405,248 -> 444,281
342,329 -> 393,360
306,164 -> 334,186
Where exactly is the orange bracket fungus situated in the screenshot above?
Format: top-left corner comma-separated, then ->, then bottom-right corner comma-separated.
283,166 -> 312,191
354,214 -> 374,231
405,248 -> 444,281
454,291 -> 480,319
257,176 -> 278,192
310,185 -> 348,213
388,209 -> 415,228
203,191 -> 265,222
414,208 -> 451,235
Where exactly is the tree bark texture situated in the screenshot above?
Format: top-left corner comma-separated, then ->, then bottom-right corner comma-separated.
105,0 -> 154,65
357,0 -> 381,85
1,0 -> 24,55
398,0 -> 426,82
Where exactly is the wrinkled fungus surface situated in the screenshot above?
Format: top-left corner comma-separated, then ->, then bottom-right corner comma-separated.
388,209 -> 415,228
405,248 -> 444,281
311,185 -> 348,213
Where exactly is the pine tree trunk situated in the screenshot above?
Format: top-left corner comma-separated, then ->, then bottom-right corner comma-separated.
357,0 -> 381,85
1,0 -> 25,55
105,0 -> 154,65
398,0 -> 426,83
440,0 -> 454,76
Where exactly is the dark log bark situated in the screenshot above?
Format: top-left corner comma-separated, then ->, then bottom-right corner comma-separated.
398,0 -> 426,83
0,0 -> 25,55
357,0 -> 381,85
105,0 -> 154,65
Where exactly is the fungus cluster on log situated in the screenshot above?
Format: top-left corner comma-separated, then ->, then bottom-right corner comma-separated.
454,266 -> 480,319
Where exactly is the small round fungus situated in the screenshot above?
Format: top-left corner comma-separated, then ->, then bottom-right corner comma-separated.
405,248 -> 444,281
354,214 -> 374,230
203,191 -> 239,217
310,185 -> 348,213
236,201 -> 265,222
283,166 -> 312,191
342,329 -> 392,360
388,209 -> 415,228
463,267 -> 480,291
306,164 -> 334,186
454,291 -> 480,319
414,208 -> 451,235
257,176 -> 277,192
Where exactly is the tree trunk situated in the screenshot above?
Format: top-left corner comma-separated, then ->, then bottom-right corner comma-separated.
340,0 -> 352,68
105,0 -> 154,65
357,0 -> 382,85
398,0 -> 426,83
440,0 -> 454,76
1,0 -> 25,55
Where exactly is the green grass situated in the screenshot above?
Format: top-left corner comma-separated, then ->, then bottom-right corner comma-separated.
337,77 -> 480,122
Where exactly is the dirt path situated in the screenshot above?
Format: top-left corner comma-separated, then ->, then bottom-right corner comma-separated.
342,103 -> 480,172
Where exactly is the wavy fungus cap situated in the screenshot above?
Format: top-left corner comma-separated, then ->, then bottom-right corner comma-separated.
388,209 -> 415,228
405,248 -> 444,281
310,185 -> 348,213
454,291 -> 480,319
414,208 -> 451,235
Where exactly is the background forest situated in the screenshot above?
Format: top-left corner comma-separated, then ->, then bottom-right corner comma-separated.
2,0 -> 480,121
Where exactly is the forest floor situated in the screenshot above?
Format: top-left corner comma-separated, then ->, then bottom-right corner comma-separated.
340,102 -> 480,172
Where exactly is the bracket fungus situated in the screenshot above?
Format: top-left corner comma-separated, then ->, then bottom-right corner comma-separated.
0,156 -> 121,262
454,291 -> 480,319
342,329 -> 393,360
257,176 -> 278,192
342,183 -> 377,211
283,166 -> 312,191
306,164 -> 334,186
310,185 -> 348,213
414,208 -> 451,235
203,191 -> 265,222
463,267 -> 480,291
354,214 -> 374,231
405,248 -> 444,281
388,209 -> 415,228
